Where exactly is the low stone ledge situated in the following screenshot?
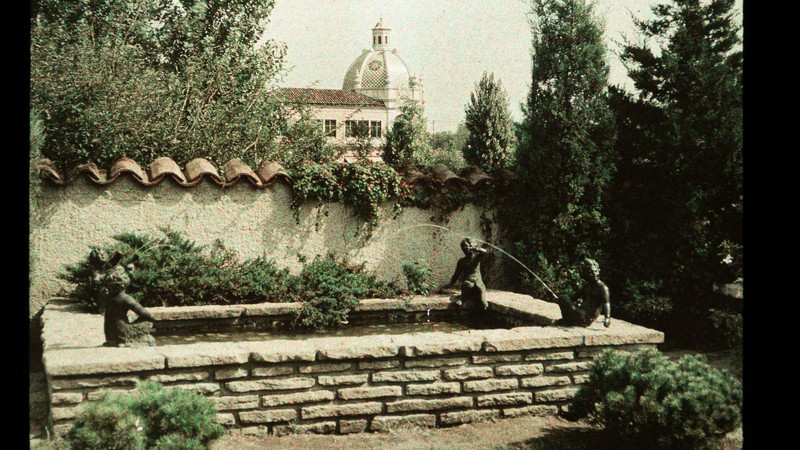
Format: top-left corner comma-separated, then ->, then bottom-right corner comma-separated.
354,298 -> 406,312
241,341 -> 316,363
314,336 -> 400,360
406,295 -> 455,312
149,305 -> 245,321
401,332 -> 484,356
157,343 -> 249,368
482,327 -> 584,352
580,321 -> 665,346
242,302 -> 302,317
44,347 -> 165,376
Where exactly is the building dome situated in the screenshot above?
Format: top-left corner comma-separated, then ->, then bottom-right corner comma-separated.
342,18 -> 422,103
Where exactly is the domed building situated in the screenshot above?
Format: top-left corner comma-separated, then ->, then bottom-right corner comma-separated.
276,19 -> 423,157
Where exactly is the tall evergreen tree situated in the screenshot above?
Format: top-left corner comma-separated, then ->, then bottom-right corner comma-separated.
463,72 -> 516,172
508,0 -> 616,296
383,99 -> 431,168
606,0 -> 742,307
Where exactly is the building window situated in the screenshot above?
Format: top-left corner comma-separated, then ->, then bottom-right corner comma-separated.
346,120 -> 371,137
385,36 -> 388,45
370,121 -> 382,138
378,36 -> 382,44
324,119 -> 336,137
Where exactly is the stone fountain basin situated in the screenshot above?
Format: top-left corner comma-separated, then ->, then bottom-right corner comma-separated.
41,290 -> 664,436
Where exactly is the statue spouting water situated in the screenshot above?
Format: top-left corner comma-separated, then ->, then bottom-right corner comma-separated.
89,249 -> 156,347
552,258 -> 611,328
443,238 -> 489,310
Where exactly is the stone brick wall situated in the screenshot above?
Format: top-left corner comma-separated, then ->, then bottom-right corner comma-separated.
47,339 -> 656,436
42,292 -> 664,436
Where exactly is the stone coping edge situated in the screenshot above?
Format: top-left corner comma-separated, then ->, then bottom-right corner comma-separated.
42,291 -> 664,377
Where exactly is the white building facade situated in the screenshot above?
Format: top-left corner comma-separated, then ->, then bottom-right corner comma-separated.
278,19 -> 424,152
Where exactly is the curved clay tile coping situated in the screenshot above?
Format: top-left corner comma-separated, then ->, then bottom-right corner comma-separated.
223,158 -> 263,187
34,157 -> 510,192
462,165 -> 492,187
184,158 -> 225,186
107,157 -> 149,185
256,161 -> 292,187
148,157 -> 187,185
430,164 -> 468,188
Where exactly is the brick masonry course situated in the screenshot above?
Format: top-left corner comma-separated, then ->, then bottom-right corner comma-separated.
40,293 -> 664,436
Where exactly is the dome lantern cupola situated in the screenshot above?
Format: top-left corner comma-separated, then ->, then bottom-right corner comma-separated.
372,17 -> 390,49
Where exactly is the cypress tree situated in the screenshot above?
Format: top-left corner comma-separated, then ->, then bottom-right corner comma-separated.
508,0 -> 616,295
463,72 -> 516,173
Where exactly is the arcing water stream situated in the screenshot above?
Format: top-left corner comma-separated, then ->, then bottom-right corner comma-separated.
392,223 -> 560,300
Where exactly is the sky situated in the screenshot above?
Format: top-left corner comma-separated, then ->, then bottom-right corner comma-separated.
262,0 -> 743,132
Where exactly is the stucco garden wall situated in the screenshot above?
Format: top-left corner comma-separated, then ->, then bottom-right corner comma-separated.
29,177 -> 498,318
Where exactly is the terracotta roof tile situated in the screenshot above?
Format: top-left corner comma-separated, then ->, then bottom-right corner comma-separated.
33,158 -> 510,194
462,165 -> 492,187
275,88 -> 385,108
223,158 -> 262,187
149,157 -> 187,185
430,164 -> 467,188
256,161 -> 292,187
184,158 -> 224,186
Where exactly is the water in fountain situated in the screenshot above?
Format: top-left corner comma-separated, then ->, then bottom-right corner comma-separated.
390,223 -> 560,300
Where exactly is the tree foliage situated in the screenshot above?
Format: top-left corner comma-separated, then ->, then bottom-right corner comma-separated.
383,99 -> 431,168
30,0 -> 287,168
605,0 -> 742,334
463,72 -> 516,172
506,0 -> 616,297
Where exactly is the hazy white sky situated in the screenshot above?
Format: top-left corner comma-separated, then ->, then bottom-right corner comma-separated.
262,0 -> 742,132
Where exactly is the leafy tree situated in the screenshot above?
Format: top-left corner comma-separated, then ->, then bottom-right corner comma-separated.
605,0 -> 742,338
507,0 -> 616,296
30,0 -> 287,168
383,99 -> 431,168
463,72 -> 516,172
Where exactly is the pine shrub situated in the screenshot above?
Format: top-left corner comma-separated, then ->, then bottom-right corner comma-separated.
570,349 -> 743,449
66,382 -> 223,450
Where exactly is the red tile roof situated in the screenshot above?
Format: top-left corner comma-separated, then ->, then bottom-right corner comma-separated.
274,88 -> 386,107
